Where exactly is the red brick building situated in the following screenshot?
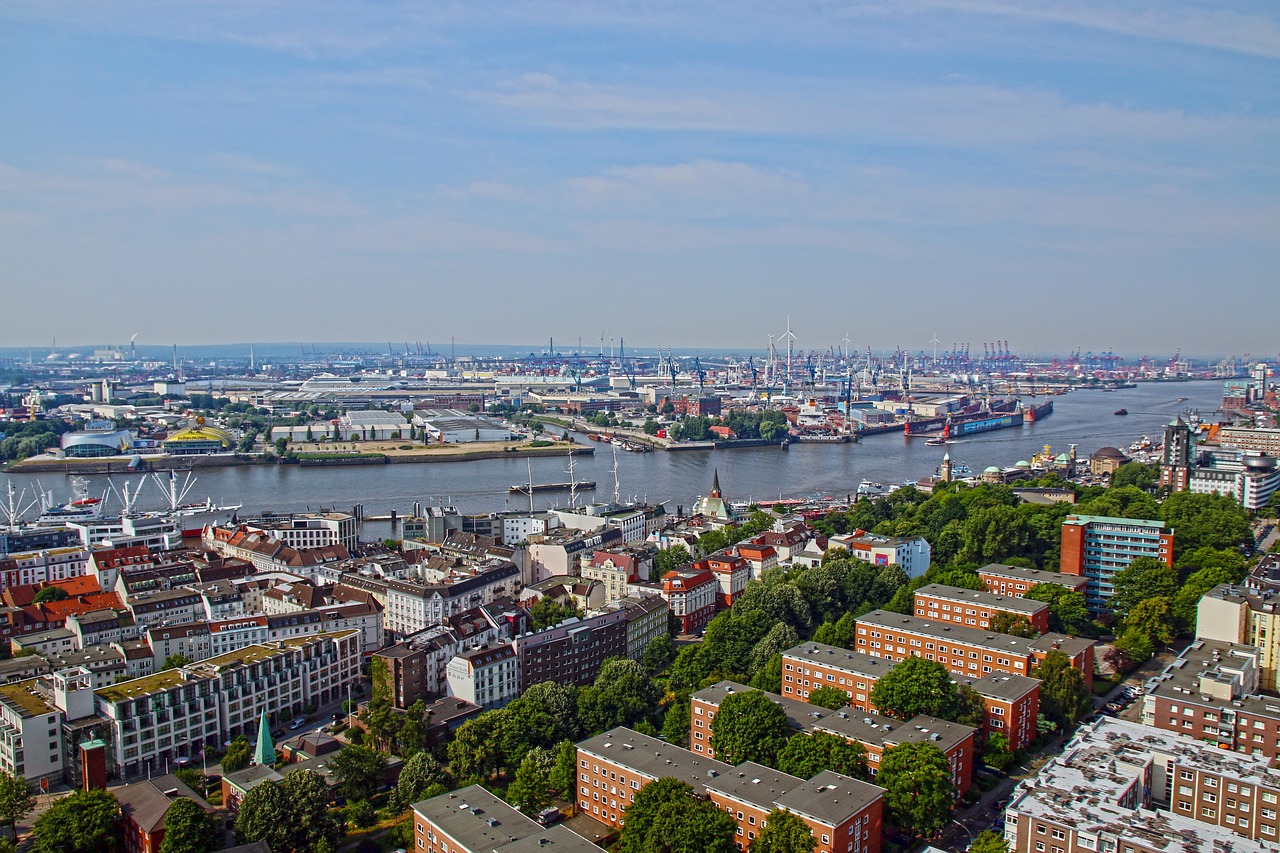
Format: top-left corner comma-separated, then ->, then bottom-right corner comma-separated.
116,774 -> 214,853
964,673 -> 1041,751
975,564 -> 1087,599
780,642 -> 898,710
661,567 -> 718,634
914,583 -> 1051,635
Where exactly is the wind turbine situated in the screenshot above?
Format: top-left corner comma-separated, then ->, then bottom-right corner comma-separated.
778,316 -> 798,395
841,333 -> 852,361
929,333 -> 941,362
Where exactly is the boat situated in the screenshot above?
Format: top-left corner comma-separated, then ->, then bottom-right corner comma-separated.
34,477 -> 107,525
925,436 -> 948,446
1114,408 -> 1128,416
1022,399 -> 1054,423
856,480 -> 886,496
509,481 -> 597,494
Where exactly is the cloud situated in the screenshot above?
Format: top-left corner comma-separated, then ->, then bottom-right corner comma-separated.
567,160 -> 806,213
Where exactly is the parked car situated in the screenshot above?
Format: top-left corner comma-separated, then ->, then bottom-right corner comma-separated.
536,807 -> 562,826
289,718 -> 306,730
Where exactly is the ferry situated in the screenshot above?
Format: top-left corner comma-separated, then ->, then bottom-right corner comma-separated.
34,478 -> 107,525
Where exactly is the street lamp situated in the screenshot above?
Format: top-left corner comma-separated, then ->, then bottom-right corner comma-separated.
951,819 -> 974,851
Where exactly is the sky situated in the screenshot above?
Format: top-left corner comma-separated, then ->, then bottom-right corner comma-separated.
1,1 -> 1277,358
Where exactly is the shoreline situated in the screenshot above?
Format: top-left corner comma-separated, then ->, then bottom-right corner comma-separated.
3,443 -> 592,474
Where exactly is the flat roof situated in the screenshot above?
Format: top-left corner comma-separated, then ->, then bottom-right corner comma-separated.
576,726 -> 733,786
704,761 -> 805,813
782,641 -> 900,678
976,564 -> 1086,588
964,673 -> 1041,702
814,711 -> 973,753
691,681 -> 838,732
0,679 -> 55,718
413,785 -> 598,853
775,771 -> 883,827
914,583 -> 1049,615
857,610 -> 1038,655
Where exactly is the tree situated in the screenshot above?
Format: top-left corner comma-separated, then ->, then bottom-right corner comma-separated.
329,744 -> 386,800
869,656 -> 959,721
507,747 -> 556,815
548,739 -> 578,801
990,612 -> 1037,638
0,770 -> 34,841
448,711 -> 507,783
750,654 -> 783,694
1110,557 -> 1178,618
158,798 -> 219,853
577,658 -> 661,735
642,635 -> 677,673
221,736 -> 251,773
160,654 -> 194,671
1033,650 -> 1090,729
709,690 -> 791,766
876,742 -> 956,837
1024,585 -> 1092,636
1124,597 -> 1175,648
969,830 -> 1010,853
806,685 -> 849,710
662,695 -> 691,746
530,596 -> 582,631
392,751 -> 445,812
616,778 -> 737,853
982,733 -> 1015,772
750,809 -> 815,853
31,789 -> 121,853
234,779 -> 293,852
280,769 -> 341,852
31,586 -> 68,604
777,732 -> 868,780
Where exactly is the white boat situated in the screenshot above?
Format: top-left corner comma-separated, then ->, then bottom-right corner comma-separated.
35,477 -> 107,525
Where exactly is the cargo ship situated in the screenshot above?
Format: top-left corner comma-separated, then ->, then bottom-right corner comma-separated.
947,410 -> 1021,438
1022,399 -> 1054,423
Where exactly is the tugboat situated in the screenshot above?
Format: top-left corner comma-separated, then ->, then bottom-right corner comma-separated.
1114,408 -> 1128,416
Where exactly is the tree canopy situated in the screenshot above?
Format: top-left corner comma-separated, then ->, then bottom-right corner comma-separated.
869,656 -> 959,720
776,732 -> 868,780
969,829 -> 1011,853
328,744 -> 386,801
806,685 -> 850,710
709,690 -> 792,766
31,789 -> 121,853
617,778 -> 737,853
1034,650 -> 1091,729
1109,556 -> 1178,618
876,741 -> 956,837
750,809 -> 816,853
1024,584 -> 1092,636
0,770 -> 35,840
234,769 -> 340,853
158,798 -> 219,853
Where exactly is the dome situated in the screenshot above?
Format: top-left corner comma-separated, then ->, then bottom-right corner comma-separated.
1092,446 -> 1127,460
983,466 -> 1001,474
165,425 -> 233,448
1015,460 -> 1031,469
1054,453 -> 1070,464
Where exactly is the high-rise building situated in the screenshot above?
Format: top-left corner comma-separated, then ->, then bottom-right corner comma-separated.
1160,417 -> 1193,491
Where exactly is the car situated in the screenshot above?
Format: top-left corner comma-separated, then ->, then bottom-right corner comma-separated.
289,718 -> 306,730
536,807 -> 562,826
331,713 -> 341,723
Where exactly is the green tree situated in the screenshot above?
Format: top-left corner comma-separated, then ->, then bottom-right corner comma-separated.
1114,628 -> 1154,664
329,744 -> 385,800
654,545 -> 692,577
750,809 -> 815,853
982,732 -> 1015,772
709,689 -> 791,766
616,778 -> 737,853
160,654 -> 194,671
448,711 -> 507,783
0,770 -> 35,841
221,736 -> 251,773
158,798 -> 219,853
280,769 -> 341,852
806,685 -> 849,710
969,829 -> 1010,853
1024,585 -> 1092,635
776,732 -> 868,780
869,656 -> 960,720
642,635 -> 677,673
31,586 -> 68,604
1159,491 -> 1251,553
1033,650 -> 1090,729
1110,462 -> 1158,491
1173,565 -> 1244,631
662,695 -> 692,746
507,747 -> 556,815
1124,597 -> 1175,647
1110,556 -> 1178,618
234,778 -> 292,851
990,612 -> 1037,638
577,658 -> 661,735
530,596 -> 583,631
877,741 -> 956,836
750,654 -> 784,694
31,789 -> 121,853
548,739 -> 578,801
391,751 -> 445,812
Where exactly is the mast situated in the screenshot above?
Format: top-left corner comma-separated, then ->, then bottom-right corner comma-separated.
612,445 -> 621,505
567,453 -> 579,510
527,459 -> 535,515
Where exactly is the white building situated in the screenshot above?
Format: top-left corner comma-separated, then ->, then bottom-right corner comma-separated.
412,410 -> 513,444
339,410 -> 410,441
446,644 -> 519,709
0,547 -> 89,591
0,673 -> 71,782
379,561 -> 520,638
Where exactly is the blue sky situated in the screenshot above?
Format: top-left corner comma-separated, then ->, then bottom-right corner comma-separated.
1,1 -> 1277,357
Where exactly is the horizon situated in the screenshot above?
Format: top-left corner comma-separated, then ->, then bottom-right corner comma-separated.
2,2 -> 1278,351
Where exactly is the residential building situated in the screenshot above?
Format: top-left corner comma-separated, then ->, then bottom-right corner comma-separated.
914,584 -> 1051,635
855,610 -> 1093,691
582,548 -> 651,603
1060,515 -> 1175,612
661,567 -> 718,634
702,552 -> 750,609
976,565 -> 1087,599
0,677 -> 66,782
525,527 -> 624,583
780,642 -> 898,710
706,763 -> 883,853
146,624 -> 212,670
413,785 -> 599,853
446,644 -> 519,709
818,531 -> 932,577
964,673 -> 1041,752
1197,584 -> 1280,691
0,547 -> 90,591
116,774 -> 214,853
515,608 -> 627,689
1004,717 -> 1280,848
375,560 -> 520,639
735,542 -> 778,579
1187,448 -> 1280,511
593,593 -> 669,662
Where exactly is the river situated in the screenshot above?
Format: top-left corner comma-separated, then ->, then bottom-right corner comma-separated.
3,381 -> 1222,533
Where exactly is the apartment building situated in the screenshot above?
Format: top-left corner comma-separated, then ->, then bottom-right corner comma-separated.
514,608 -> 627,689
413,785 -> 599,853
146,624 -> 212,670
855,611 -> 1094,691
582,548 -> 650,604
661,567 -> 718,635
446,644 -> 519,709
0,676 -> 66,782
576,725 -> 735,828
592,593 -> 670,662
376,560 -> 520,638
0,547 -> 90,591
702,553 -> 750,609
1060,515 -> 1175,612
914,584 -> 1050,635
780,642 -> 898,710
1140,640 -> 1280,759
691,681 -> 975,798
1197,584 -> 1280,691
976,564 -> 1087,599
965,673 -> 1041,752
1004,718 -> 1280,849
243,512 -> 358,551
706,763 -> 883,853
735,542 -> 779,578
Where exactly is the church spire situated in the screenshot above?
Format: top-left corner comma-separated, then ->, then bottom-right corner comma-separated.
253,709 -> 275,767
710,468 -> 721,499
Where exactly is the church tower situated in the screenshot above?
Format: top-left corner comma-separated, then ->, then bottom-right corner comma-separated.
940,452 -> 953,483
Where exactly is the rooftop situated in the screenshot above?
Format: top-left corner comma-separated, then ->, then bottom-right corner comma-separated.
0,679 -> 55,718
782,641 -> 900,678
691,681 -> 838,732
705,761 -> 805,812
576,726 -> 733,786
412,785 -> 598,853
775,771 -> 883,827
976,564 -> 1087,587
914,583 -> 1050,616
